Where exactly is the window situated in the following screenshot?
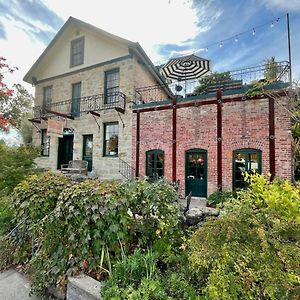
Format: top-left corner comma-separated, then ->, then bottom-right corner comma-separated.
70,37 -> 84,67
233,148 -> 262,190
43,86 -> 52,113
41,129 -> 50,156
146,149 -> 164,180
103,123 -> 119,156
71,82 -> 81,117
104,69 -> 119,104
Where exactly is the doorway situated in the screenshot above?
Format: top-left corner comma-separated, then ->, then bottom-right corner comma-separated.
82,135 -> 93,172
185,149 -> 207,197
57,135 -> 74,169
146,149 -> 164,181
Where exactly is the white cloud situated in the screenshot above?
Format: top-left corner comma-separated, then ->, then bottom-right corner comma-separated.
41,0 -> 202,62
1,0 -> 223,90
0,16 -> 45,94
263,0 -> 300,11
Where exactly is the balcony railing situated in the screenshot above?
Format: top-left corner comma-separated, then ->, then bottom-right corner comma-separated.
135,61 -> 290,103
33,91 -> 126,120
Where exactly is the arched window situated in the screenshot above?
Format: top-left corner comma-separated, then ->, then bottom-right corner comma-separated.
146,149 -> 164,180
233,148 -> 262,190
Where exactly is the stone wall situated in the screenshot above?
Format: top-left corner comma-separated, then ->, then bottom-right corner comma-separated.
33,55 -> 165,179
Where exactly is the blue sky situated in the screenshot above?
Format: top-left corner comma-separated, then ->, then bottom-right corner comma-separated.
0,0 -> 299,93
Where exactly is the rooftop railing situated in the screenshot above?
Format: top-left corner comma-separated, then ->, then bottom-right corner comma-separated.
33,91 -> 126,120
135,61 -> 290,103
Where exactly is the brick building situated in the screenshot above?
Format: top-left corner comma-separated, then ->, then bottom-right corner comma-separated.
24,17 -> 291,197
132,84 -> 291,197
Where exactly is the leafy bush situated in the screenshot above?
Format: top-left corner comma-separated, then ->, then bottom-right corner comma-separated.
0,196 -> 14,235
0,236 -> 14,270
103,249 -> 158,291
12,172 -> 69,225
121,179 -> 180,247
207,191 -> 234,207
10,175 -> 181,297
102,249 -> 201,300
0,142 -> 39,195
189,174 -> 300,300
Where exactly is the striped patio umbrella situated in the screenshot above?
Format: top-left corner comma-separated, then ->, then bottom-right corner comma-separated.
160,54 -> 210,81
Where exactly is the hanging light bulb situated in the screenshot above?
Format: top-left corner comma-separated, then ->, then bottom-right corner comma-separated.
234,35 -> 239,42
270,21 -> 274,28
252,28 -> 256,36
219,41 -> 223,48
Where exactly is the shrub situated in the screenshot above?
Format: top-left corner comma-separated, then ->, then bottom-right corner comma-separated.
11,176 -> 180,297
0,236 -> 14,270
189,174 -> 300,300
0,196 -> 14,235
11,172 -> 69,267
122,179 -> 180,247
0,142 -> 39,195
102,249 -> 202,300
207,191 -> 234,207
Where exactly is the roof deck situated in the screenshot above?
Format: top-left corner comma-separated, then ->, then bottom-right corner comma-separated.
134,61 -> 290,108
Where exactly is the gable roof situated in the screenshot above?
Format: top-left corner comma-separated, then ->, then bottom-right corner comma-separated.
23,16 -> 171,97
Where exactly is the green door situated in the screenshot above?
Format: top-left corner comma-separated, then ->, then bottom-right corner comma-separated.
71,82 -> 81,117
146,150 -> 164,181
57,135 -> 74,169
185,149 -> 207,197
83,135 -> 93,172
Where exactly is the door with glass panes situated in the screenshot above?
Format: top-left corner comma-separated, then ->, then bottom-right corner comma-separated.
185,149 -> 207,197
82,135 -> 93,172
233,149 -> 262,190
146,150 -> 164,181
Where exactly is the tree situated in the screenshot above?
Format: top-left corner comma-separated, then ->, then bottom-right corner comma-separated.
0,83 -> 33,128
0,57 -> 33,143
194,71 -> 232,94
0,57 -> 16,99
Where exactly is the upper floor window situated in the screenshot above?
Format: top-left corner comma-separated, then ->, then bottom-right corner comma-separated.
70,37 -> 84,67
71,82 -> 81,117
104,69 -> 119,104
43,86 -> 52,113
41,129 -> 50,156
233,148 -> 262,190
103,122 -> 119,157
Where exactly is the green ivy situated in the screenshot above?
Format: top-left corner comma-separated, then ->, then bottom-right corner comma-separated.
10,175 -> 181,297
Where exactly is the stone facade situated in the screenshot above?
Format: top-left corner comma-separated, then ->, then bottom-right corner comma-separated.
32,54 -> 162,179
132,93 -> 292,197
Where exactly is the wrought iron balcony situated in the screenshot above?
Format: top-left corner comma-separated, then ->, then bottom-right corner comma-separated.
135,61 -> 290,103
32,91 -> 126,121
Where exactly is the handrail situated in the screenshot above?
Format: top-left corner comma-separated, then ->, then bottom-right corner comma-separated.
118,158 -> 135,180
33,91 -> 126,119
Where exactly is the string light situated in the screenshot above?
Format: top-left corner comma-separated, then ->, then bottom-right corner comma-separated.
153,15 -> 282,65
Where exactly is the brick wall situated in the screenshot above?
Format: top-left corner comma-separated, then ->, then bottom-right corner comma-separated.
132,93 -> 292,196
